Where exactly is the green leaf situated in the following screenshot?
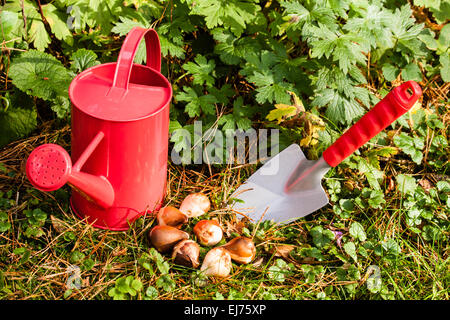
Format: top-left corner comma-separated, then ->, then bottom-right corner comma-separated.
267,259 -> 292,283
357,158 -> 383,190
336,264 -> 360,294
111,17 -> 149,64
51,95 -> 70,118
31,208 -> 47,222
310,226 -> 335,248
208,84 -> 235,105
439,53 -> 450,82
63,289 -> 73,299
211,28 -> 243,65
0,221 -> 11,233
216,97 -> 253,131
366,189 -> 386,209
406,208 -> 422,226
23,226 -> 45,238
25,226 -> 45,238
349,222 -> 367,242
70,49 -> 101,73
437,23 -> 450,51
0,11 -> 19,42
83,258 -> 95,271
313,87 -> 365,125
13,247 -> 31,264
115,278 -> 129,294
0,106 -> 37,148
280,0 -> 337,40
13,0 -> 48,50
301,265 -> 324,284
422,225 -> 444,242
393,132 -> 424,164
389,5 -> 426,58
381,239 -> 401,259
176,87 -> 217,117
30,19 -> 51,51
343,242 -> 358,262
436,181 -> 450,193
343,4 -> 393,50
419,35 -> 438,53
9,50 -> 72,101
382,63 -> 400,82
156,274 -> 175,292
70,251 -> 85,264
42,4 -> 73,45
145,286 -> 159,299
159,34 -> 186,59
396,174 -> 417,195
111,16 -> 148,35
266,105 -> 297,124
402,63 -> 422,82
299,247 -> 325,261
156,259 -> 170,275
189,0 -> 260,37
131,279 -> 143,292
182,55 -> 216,87
414,0 -> 450,24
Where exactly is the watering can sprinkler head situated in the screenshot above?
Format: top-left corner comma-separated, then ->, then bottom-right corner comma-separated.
26,132 -> 115,209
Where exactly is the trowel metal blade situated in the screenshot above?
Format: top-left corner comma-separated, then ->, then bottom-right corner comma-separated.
230,144 -> 329,224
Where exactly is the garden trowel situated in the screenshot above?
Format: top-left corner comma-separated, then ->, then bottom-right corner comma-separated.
230,81 -> 422,223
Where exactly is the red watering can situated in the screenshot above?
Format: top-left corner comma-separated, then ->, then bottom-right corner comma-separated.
25,27 -> 172,230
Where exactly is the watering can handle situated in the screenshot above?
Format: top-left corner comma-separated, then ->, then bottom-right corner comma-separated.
112,27 -> 161,90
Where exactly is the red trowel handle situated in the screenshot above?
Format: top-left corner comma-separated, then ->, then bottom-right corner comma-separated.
322,81 -> 422,167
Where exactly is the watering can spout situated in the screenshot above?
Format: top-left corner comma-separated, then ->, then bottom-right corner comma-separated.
67,171 -> 115,209
25,131 -> 115,209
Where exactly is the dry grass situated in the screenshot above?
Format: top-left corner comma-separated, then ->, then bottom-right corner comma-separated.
0,80 -> 448,300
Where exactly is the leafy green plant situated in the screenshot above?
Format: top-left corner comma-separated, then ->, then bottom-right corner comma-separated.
108,276 -> 143,300
394,133 -> 425,165
1,0 -> 445,153
23,208 -> 47,238
267,259 -> 294,283
310,225 -> 335,248
414,0 -> 450,26
336,263 -> 361,295
394,107 -> 448,169
139,248 -> 175,293
301,264 -> 324,283
12,247 -> 31,265
9,51 -> 72,115
0,211 -> 11,233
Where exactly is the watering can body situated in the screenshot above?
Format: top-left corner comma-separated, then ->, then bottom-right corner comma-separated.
25,27 -> 172,230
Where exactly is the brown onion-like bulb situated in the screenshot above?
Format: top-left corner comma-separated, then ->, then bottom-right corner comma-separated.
221,236 -> 256,264
148,225 -> 189,253
193,220 -> 223,246
172,240 -> 200,268
179,193 -> 211,218
200,247 -> 232,277
156,206 -> 188,228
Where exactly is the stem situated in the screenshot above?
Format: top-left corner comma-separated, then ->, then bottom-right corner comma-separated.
36,0 -> 47,25
20,0 -> 27,41
0,95 -> 10,112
